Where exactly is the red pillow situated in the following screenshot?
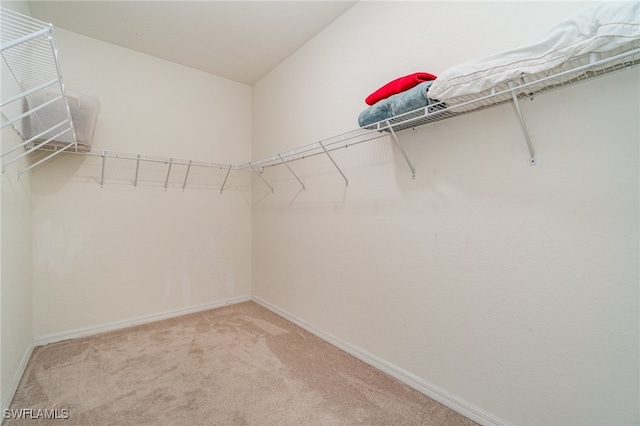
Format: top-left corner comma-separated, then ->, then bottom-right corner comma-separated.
366,72 -> 437,106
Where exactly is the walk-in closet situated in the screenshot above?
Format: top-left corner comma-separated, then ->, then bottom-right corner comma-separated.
1,1 -> 638,425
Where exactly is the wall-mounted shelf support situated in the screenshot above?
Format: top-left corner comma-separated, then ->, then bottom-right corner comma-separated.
278,153 -> 305,191
319,141 -> 348,187
182,160 -> 192,191
508,81 -> 537,166
385,120 -> 416,179
164,159 -> 173,190
100,151 -> 106,188
220,165 -> 233,194
133,155 -> 141,188
250,162 -> 274,193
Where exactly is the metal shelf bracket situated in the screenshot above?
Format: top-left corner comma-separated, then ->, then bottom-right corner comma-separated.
100,151 -> 106,188
220,165 -> 233,194
385,120 -> 416,179
133,155 -> 141,188
182,160 -> 192,191
509,82 -> 537,166
250,162 -> 274,193
319,141 -> 348,186
163,159 -> 173,190
278,153 -> 305,190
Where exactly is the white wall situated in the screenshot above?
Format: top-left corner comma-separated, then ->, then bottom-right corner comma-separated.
2,1 -> 638,424
30,29 -> 253,339
0,131 -> 34,415
0,0 -> 35,413
252,2 -> 638,425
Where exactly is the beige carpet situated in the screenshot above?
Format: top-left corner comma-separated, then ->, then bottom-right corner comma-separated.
7,302 -> 476,425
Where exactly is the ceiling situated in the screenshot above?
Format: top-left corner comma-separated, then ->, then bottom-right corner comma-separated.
27,1 -> 357,85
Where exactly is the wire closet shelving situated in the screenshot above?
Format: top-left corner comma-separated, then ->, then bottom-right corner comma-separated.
0,7 -> 77,177
1,7 -> 639,192
241,40 -> 640,192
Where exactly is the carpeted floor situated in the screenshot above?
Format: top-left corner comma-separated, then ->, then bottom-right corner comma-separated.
7,301 -> 476,425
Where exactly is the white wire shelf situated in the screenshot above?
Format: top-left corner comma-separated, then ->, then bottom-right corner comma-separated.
2,8 -> 637,193
1,7 -> 77,177
36,146 -> 247,192
242,40 -> 640,187
38,41 -> 640,193
378,43 -> 640,134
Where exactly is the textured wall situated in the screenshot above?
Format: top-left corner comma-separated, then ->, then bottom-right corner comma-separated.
30,29 -> 253,338
1,0 -> 35,411
251,2 -> 639,424
1,127 -> 33,412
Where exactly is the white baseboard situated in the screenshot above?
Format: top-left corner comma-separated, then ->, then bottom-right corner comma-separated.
1,340 -> 34,424
251,295 -> 507,426
33,295 -> 251,347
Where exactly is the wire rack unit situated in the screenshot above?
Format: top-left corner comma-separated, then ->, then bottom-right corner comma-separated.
36,147 -> 245,192
2,8 -> 638,193
1,7 -> 77,177
51,41 -> 638,193
242,40 -> 640,190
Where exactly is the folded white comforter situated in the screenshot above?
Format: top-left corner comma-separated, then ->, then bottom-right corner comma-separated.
428,2 -> 640,104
